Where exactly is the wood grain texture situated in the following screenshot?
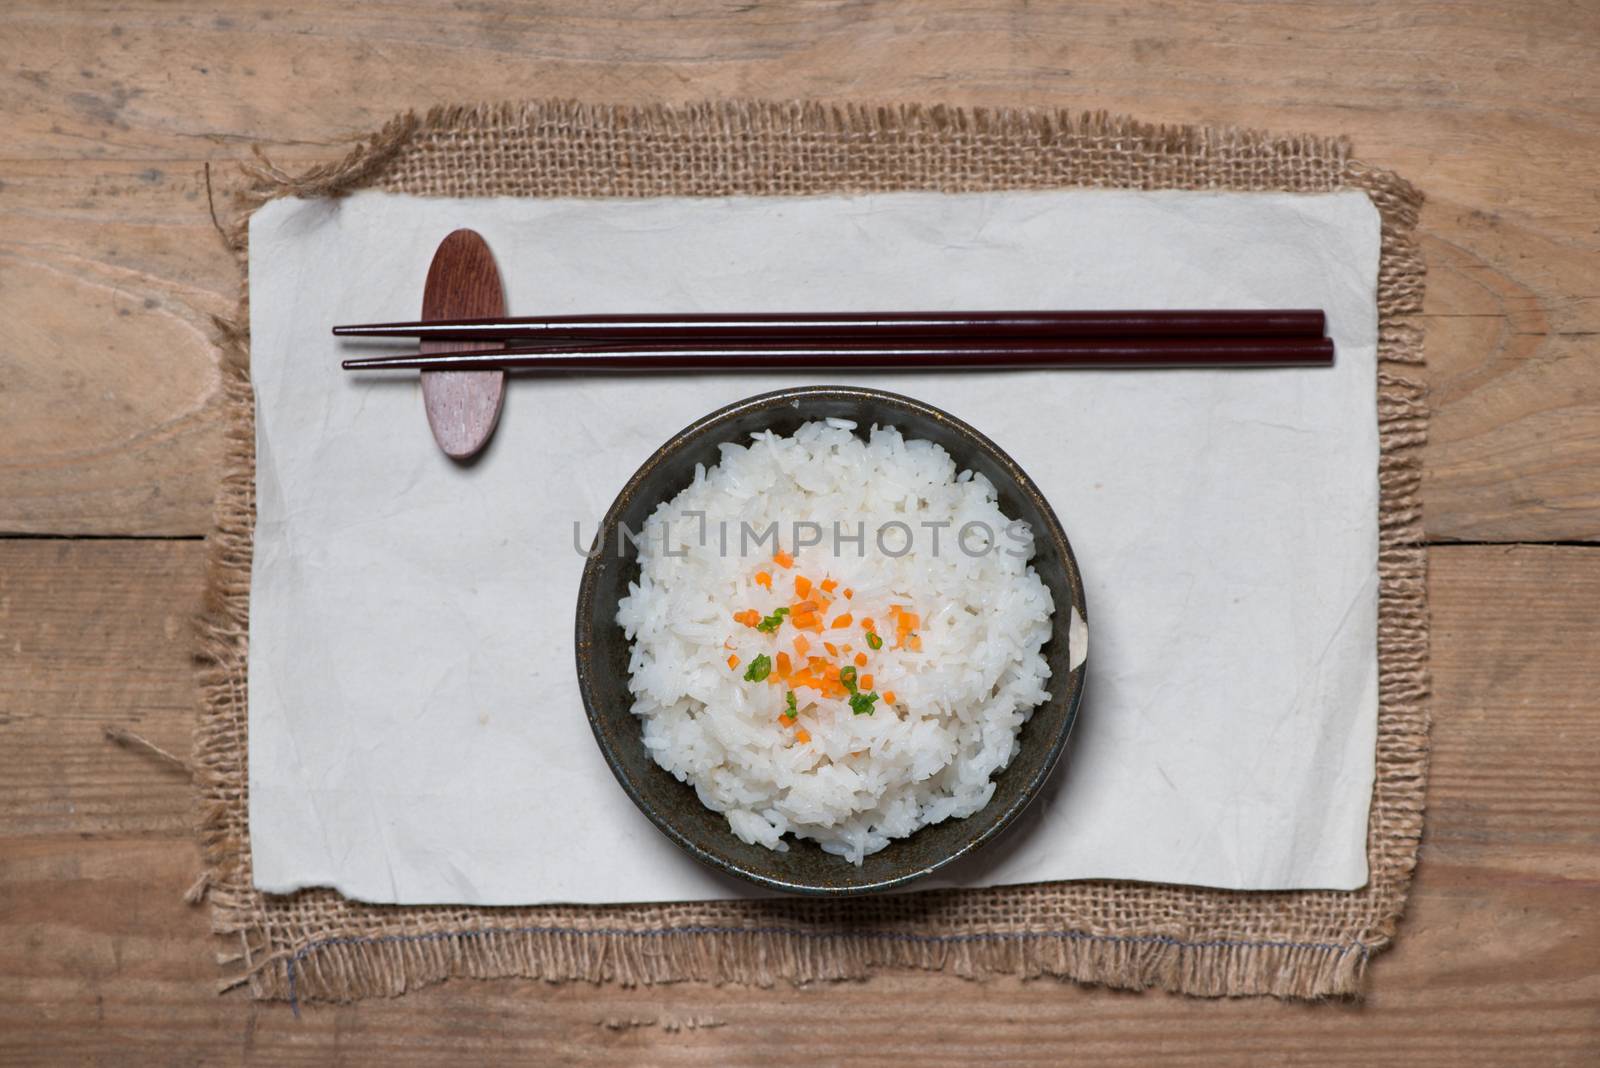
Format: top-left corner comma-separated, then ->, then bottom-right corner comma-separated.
0,1 -> 1596,537
0,160 -> 232,535
0,540 -> 204,838
1,541 -> 1596,1063
1,0 -> 1597,1060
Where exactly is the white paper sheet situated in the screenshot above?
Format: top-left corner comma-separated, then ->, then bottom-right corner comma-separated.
248,190 -> 1380,904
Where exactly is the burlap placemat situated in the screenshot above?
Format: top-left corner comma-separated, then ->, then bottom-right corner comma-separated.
196,101 -> 1429,1006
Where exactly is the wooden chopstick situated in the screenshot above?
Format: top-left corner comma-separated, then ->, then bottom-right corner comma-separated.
341,337 -> 1334,373
332,309 -> 1326,344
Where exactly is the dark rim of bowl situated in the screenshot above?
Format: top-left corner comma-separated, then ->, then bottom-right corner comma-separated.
574,385 -> 1087,895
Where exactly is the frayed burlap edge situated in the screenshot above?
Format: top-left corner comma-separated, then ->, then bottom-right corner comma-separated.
193,100 -> 1429,1006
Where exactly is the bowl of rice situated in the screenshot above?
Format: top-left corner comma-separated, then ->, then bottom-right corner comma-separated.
575,386 -> 1086,894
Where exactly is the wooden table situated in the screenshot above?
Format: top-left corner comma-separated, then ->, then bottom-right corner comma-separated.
2,2 -> 1596,1063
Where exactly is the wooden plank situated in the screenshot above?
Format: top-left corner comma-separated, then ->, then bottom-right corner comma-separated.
5,539 -> 1599,862
0,160 -> 231,535
1,156 -> 1594,539
0,540 -> 205,837
3,2 -> 1597,166
1421,230 -> 1600,542
1,540 -> 1596,1061
0,2 -> 1597,538
1,834 -> 1595,1066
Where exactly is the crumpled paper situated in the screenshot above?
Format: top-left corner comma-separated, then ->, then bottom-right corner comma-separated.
247,189 -> 1379,905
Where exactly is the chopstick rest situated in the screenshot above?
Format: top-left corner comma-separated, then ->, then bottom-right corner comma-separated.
417,229 -> 507,461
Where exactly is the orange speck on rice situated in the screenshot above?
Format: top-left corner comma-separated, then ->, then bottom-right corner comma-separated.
820,578 -> 837,593
795,728 -> 811,744
773,549 -> 794,569
830,613 -> 853,629
794,575 -> 812,598
883,690 -> 897,705
727,654 -> 739,670
843,587 -> 853,599
776,652 -> 792,676
754,570 -> 772,589
853,652 -> 868,667
860,674 -> 874,690
793,635 -> 810,657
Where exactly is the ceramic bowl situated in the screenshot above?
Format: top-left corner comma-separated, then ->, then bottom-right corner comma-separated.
575,385 -> 1086,894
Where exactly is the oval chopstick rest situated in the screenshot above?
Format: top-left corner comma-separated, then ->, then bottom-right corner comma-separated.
419,229 -> 507,460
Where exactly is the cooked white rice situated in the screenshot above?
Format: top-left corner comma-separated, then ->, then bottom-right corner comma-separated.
615,419 -> 1055,864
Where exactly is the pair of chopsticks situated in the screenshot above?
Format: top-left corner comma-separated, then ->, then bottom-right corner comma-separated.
335,310 -> 1333,372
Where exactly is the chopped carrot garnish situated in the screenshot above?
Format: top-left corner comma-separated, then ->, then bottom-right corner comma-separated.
830,613 -> 853,629
794,575 -> 812,598
853,652 -> 868,667
792,613 -> 822,631
773,550 -> 794,569
843,588 -> 853,599
727,654 -> 740,670
776,652 -> 792,676
733,609 -> 761,628
790,599 -> 819,614
795,728 -> 811,744
893,608 -> 920,649
820,578 -> 838,593
860,674 -> 874,690
754,570 -> 772,589
793,635 -> 811,657
824,641 -> 839,657
883,690 -> 897,704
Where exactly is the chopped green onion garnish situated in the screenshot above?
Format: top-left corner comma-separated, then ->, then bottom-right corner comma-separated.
744,653 -> 772,682
755,606 -> 790,633
784,690 -> 798,719
849,691 -> 879,717
866,631 -> 883,650
839,665 -> 858,693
